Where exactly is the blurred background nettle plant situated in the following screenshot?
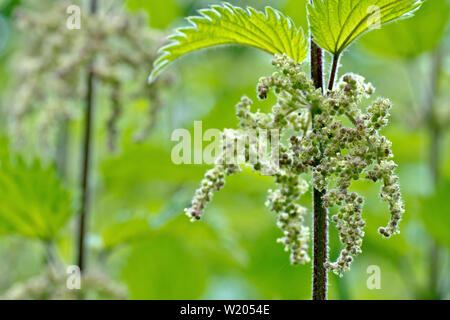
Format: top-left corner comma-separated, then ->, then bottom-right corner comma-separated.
0,0 -> 172,299
0,0 -> 448,300
8,0 -> 169,157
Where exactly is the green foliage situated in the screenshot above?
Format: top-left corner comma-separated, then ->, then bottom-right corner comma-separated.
150,2 -> 307,81
102,219 -> 151,249
420,181 -> 450,248
0,0 -> 448,301
126,0 -> 181,29
282,0 -> 309,30
361,0 -> 449,59
243,227 -> 311,299
122,235 -> 208,299
0,0 -> 21,17
307,0 -> 423,55
0,143 -> 73,241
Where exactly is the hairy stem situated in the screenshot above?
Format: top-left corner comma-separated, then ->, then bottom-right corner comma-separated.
310,40 -> 324,93
310,33 -> 328,300
77,0 -> 98,272
312,187 -> 328,300
328,54 -> 340,92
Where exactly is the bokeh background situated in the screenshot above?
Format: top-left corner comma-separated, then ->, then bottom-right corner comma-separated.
0,0 -> 448,299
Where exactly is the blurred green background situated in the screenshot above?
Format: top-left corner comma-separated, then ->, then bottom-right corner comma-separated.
0,0 -> 448,300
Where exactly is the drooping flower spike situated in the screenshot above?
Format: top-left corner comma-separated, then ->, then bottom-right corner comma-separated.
185,54 -> 404,275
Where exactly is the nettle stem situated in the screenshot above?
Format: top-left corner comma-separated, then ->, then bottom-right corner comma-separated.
77,0 -> 98,272
328,54 -> 340,92
310,39 -> 324,93
312,187 -> 328,300
310,35 -> 328,300
310,33 -> 341,300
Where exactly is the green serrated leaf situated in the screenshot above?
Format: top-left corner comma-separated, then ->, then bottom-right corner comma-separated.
0,141 -> 73,241
308,0 -> 423,56
149,2 -> 307,82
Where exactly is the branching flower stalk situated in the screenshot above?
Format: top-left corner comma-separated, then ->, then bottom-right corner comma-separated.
185,53 -> 404,278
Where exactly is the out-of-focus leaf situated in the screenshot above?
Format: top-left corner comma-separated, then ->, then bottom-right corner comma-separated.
0,143 -> 73,241
102,219 -> 151,249
126,0 -> 181,29
419,181 -> 450,247
122,236 -> 208,299
160,215 -> 246,270
150,2 -> 307,81
101,143 -> 206,188
361,0 -> 449,59
0,14 -> 10,55
242,227 -> 311,299
282,0 -> 309,30
0,0 -> 21,17
308,0 -> 423,55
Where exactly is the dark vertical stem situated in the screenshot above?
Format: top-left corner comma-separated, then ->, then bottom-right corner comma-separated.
312,187 -> 328,300
89,0 -> 98,14
328,54 -> 340,92
427,48 -> 443,299
77,0 -> 98,272
310,39 -> 324,94
310,21 -> 328,299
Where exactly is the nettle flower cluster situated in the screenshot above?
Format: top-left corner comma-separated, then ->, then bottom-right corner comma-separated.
185,54 -> 404,276
7,1 -> 170,152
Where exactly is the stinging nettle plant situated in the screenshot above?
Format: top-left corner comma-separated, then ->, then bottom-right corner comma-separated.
151,1 -> 423,299
7,0 -> 171,273
10,1 -> 167,153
